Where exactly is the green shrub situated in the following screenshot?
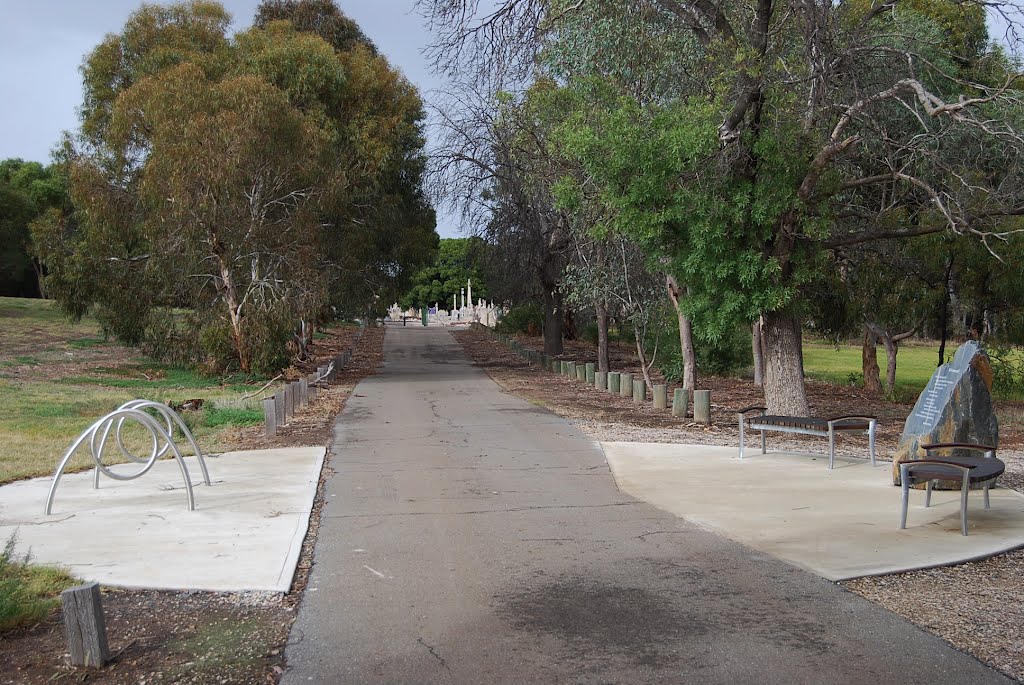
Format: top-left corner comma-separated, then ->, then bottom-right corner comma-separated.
655,322 -> 752,381
496,302 -> 545,336
0,534 -> 77,633
987,343 -> 1024,400
697,324 -> 753,376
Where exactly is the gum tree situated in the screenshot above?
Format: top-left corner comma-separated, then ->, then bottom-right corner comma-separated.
421,0 -> 1024,414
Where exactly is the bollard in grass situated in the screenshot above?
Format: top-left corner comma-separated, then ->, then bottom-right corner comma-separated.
672,388 -> 688,418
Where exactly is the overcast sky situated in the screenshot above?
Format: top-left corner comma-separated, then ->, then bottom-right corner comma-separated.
0,0 -> 465,237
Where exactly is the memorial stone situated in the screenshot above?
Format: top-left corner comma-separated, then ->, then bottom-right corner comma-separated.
892,340 -> 999,485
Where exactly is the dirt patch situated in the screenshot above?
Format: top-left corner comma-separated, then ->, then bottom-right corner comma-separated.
0,325 -> 385,685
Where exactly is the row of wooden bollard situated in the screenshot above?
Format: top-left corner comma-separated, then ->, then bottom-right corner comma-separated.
494,332 -> 712,424
262,332 -> 363,437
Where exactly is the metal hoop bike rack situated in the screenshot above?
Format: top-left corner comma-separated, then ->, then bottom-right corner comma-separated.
45,400 -> 212,515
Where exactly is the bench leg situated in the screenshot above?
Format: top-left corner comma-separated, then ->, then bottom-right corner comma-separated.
960,472 -> 970,536
760,430 -> 766,454
925,480 -> 933,508
738,414 -> 745,459
868,420 -> 877,466
984,483 -> 991,509
900,464 -> 911,529
828,425 -> 836,470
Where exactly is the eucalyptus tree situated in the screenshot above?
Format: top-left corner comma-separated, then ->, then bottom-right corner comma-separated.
37,1 -> 436,372
422,0 -> 1024,415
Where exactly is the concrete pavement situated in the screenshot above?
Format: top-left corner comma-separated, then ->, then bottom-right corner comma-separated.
604,442 -> 1024,580
282,325 -> 1011,684
0,447 -> 324,592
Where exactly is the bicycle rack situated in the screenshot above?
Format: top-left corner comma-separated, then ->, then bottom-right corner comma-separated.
45,400 -> 212,514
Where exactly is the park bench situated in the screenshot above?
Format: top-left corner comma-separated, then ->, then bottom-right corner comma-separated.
737,406 -> 878,469
899,442 -> 1004,536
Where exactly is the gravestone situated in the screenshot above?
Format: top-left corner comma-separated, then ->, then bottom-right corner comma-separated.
892,341 -> 999,485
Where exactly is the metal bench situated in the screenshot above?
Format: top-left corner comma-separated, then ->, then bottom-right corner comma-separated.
899,442 -> 1004,536
737,406 -> 878,469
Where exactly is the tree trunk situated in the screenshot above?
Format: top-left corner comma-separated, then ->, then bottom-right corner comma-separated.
32,258 -> 47,299
938,254 -> 954,367
752,317 -> 764,386
881,335 -> 898,395
595,300 -> 610,372
862,326 -> 883,395
542,286 -> 563,355
762,310 -> 810,415
665,274 -> 696,395
219,264 -> 249,372
634,329 -> 654,391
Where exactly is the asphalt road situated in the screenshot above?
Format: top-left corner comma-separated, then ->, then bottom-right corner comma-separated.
282,324 -> 1010,684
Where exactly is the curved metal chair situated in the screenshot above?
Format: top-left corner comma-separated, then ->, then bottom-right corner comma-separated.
899,443 -> 1003,536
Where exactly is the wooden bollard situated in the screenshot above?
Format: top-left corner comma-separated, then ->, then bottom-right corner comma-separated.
608,372 -> 621,394
286,383 -> 296,419
575,364 -> 586,381
620,373 -> 634,398
595,371 -> 607,391
299,377 -> 308,408
565,361 -> 576,378
672,388 -> 688,417
632,379 -> 646,404
62,582 -> 109,668
653,384 -> 668,410
275,392 -> 285,427
264,397 -> 277,437
585,363 -> 596,385
694,389 -> 711,424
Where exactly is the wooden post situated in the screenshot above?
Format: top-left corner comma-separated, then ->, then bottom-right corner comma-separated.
585,363 -> 596,385
285,383 -> 295,420
576,364 -> 586,382
620,373 -> 634,398
672,388 -> 688,418
62,582 -> 109,668
632,379 -> 646,404
595,371 -> 608,391
299,377 -> 308,408
275,392 -> 285,427
694,390 -> 711,424
608,372 -> 621,394
653,384 -> 668,410
264,397 -> 277,437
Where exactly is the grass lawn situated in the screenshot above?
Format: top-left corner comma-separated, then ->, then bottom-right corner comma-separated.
803,339 -> 1024,402
0,297 -> 270,485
